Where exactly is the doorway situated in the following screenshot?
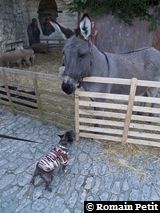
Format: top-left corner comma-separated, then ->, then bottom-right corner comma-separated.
38,0 -> 58,35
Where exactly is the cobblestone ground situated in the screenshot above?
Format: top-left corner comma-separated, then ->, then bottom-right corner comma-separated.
0,106 -> 160,213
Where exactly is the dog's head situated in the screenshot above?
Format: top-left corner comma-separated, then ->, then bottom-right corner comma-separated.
58,130 -> 75,146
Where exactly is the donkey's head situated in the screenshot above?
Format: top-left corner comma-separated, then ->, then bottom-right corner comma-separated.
61,14 -> 92,95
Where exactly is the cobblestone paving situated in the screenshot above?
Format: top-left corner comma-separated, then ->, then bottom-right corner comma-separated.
0,106 -> 160,213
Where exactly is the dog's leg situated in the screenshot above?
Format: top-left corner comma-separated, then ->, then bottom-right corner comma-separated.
30,169 -> 39,185
62,163 -> 68,173
40,173 -> 53,192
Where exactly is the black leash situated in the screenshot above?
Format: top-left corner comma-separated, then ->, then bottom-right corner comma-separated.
0,134 -> 42,144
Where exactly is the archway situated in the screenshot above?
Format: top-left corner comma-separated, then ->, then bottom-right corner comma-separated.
38,0 -> 58,36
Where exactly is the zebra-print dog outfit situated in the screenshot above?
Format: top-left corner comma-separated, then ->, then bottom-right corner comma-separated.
37,145 -> 69,172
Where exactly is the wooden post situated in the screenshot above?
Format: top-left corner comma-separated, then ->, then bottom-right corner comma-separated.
2,69 -> 16,115
122,78 -> 137,144
33,77 -> 44,121
75,89 -> 80,141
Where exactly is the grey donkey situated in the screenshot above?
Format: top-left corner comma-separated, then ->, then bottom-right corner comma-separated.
60,14 -> 160,109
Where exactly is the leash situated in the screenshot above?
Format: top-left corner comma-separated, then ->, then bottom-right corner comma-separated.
0,134 -> 42,144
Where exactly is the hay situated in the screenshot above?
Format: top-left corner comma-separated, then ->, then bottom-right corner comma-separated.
29,49 -> 63,74
99,139 -> 160,175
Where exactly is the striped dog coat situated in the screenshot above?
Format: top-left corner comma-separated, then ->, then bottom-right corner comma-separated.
37,145 -> 69,173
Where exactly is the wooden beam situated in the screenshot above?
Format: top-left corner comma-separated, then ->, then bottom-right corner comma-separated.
75,89 -> 80,141
33,77 -> 43,121
122,78 -> 137,144
2,70 -> 16,115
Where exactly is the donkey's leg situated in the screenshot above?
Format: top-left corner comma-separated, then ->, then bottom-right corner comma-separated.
93,107 -> 104,128
150,87 -> 159,108
92,98 -> 105,128
148,87 -> 159,117
137,91 -> 148,116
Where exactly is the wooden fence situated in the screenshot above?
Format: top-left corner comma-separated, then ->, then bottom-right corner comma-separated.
5,40 -> 24,52
41,38 -> 65,49
75,77 -> 160,147
0,67 -> 74,130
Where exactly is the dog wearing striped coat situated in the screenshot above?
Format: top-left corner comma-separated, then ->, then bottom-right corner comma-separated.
31,130 -> 75,192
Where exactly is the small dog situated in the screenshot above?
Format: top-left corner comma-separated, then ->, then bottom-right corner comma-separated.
31,130 -> 75,191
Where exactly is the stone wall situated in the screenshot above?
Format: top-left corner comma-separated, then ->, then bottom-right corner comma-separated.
0,0 -> 16,50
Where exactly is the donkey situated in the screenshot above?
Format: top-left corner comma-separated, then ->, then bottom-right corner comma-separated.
60,14 -> 160,101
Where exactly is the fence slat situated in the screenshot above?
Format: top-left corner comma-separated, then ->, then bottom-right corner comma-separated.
130,122 -> 160,132
127,138 -> 160,147
75,89 -> 80,141
0,67 -> 57,81
14,103 -> 38,113
9,90 -> 37,100
133,105 -> 160,114
2,70 -> 16,115
79,125 -> 123,135
128,131 -> 160,140
79,117 -> 124,127
0,99 -> 10,106
83,77 -> 160,88
135,96 -> 160,104
11,96 -> 38,108
0,94 -> 8,99
131,114 -> 160,123
83,77 -> 131,85
122,78 -> 137,144
78,91 -> 128,101
0,87 -> 6,92
79,101 -> 127,110
79,109 -> 126,119
80,132 -> 121,142
33,77 -> 43,121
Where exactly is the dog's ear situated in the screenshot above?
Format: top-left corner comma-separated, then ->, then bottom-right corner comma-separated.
58,134 -> 64,139
79,13 -> 91,40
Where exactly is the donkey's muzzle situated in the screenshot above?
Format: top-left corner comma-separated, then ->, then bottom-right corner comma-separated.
61,81 -> 75,95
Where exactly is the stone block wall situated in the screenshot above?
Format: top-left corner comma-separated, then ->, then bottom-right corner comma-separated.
0,0 -> 16,50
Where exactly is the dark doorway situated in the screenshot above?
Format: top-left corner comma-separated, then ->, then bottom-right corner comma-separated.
38,0 -> 58,36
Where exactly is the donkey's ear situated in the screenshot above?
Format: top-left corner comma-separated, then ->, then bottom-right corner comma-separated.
79,14 -> 91,40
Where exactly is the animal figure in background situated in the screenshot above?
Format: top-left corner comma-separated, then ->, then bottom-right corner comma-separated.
31,130 -> 75,192
61,14 -> 160,104
0,49 -> 24,68
0,48 -> 35,68
21,48 -> 35,66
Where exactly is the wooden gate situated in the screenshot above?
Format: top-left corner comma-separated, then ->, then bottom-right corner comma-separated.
75,77 -> 160,147
0,67 -> 74,130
